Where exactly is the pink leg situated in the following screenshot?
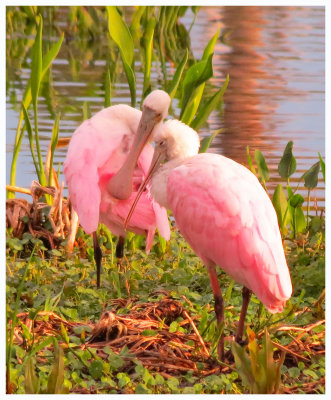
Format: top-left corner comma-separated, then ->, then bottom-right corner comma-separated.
235,287 -> 252,344
207,264 -> 225,361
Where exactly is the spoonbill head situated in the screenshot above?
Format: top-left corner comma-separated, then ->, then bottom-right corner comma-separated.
125,119 -> 292,360
107,90 -> 171,200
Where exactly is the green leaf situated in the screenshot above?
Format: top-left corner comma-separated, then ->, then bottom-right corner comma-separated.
278,141 -> 296,179
191,74 -> 229,131
181,84 -> 204,125
28,336 -> 54,358
141,329 -> 158,337
202,28 -> 220,60
107,6 -> 136,106
89,360 -> 103,380
107,6 -> 134,66
168,49 -> 188,100
289,193 -> 304,208
302,161 -> 320,189
199,129 -> 222,153
294,207 -> 306,234
49,113 -> 60,186
246,146 -> 257,175
47,341 -> 65,394
142,17 -> 156,99
272,184 -> 289,233
254,149 -> 270,182
107,350 -> 124,370
25,357 -> 40,394
104,66 -> 111,108
60,323 -> 69,345
31,15 -> 43,108
318,152 -> 325,182
180,53 -> 213,118
22,104 -> 40,181
232,341 -> 255,389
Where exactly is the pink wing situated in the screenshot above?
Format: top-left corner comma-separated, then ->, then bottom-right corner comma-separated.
64,105 -> 142,233
64,104 -> 170,247
167,153 -> 292,313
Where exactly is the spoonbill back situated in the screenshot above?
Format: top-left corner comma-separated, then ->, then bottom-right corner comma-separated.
125,119 -> 292,360
64,90 -> 171,287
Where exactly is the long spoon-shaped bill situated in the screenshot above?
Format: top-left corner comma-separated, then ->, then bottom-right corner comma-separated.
107,107 -> 162,200
124,149 -> 164,230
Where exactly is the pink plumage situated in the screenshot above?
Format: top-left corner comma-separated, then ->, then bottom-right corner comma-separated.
64,104 -> 170,252
167,153 -> 292,313
124,118 -> 293,359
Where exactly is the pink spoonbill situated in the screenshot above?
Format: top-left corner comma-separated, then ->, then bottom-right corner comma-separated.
124,119 -> 293,360
64,90 -> 171,287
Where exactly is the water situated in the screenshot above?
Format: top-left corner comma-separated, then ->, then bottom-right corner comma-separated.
6,6 -> 325,208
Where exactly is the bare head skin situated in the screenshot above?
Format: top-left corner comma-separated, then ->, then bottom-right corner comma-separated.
107,90 -> 171,200
124,120 -> 199,228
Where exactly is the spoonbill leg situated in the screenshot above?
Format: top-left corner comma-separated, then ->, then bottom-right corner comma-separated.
235,287 -> 252,344
93,232 -> 102,288
207,264 -> 225,361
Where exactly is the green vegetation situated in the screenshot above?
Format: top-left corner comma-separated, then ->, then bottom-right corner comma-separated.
6,5 -> 325,395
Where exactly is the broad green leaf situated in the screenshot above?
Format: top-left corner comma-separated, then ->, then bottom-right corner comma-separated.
294,207 -> 306,234
272,184 -> 289,233
246,146 -> 257,175
107,6 -> 136,106
289,193 -> 304,208
89,360 -> 103,380
302,161 -> 320,189
181,84 -> 204,125
107,6 -> 134,66
278,141 -> 296,179
168,49 -> 188,100
199,129 -> 222,153
318,152 -> 325,182
25,358 -> 40,394
47,341 -> 65,394
202,28 -> 220,60
31,15 -> 43,107
254,149 -> 270,182
180,53 -> 213,118
191,74 -> 229,131
232,341 -> 255,389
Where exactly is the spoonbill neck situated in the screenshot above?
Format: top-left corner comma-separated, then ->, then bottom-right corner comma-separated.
150,157 -> 188,209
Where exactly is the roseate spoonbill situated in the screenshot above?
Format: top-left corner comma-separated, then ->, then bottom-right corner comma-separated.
124,120 -> 293,360
64,90 -> 171,287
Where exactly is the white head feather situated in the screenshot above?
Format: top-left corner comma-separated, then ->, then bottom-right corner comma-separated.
154,119 -> 200,160
142,90 -> 171,119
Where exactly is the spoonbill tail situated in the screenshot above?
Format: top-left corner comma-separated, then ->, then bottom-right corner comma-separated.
64,90 -> 171,287
125,120 -> 292,360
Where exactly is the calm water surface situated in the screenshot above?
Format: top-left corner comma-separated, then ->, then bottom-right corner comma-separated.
6,6 -> 325,207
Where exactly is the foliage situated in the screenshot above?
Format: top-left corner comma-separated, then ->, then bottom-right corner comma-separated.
6,214 -> 325,393
232,327 -> 285,394
247,143 -> 324,238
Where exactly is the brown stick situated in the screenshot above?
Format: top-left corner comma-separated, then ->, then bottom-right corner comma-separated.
182,310 -> 209,357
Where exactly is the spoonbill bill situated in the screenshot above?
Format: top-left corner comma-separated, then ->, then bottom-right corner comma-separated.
124,119 -> 292,360
64,90 -> 171,287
